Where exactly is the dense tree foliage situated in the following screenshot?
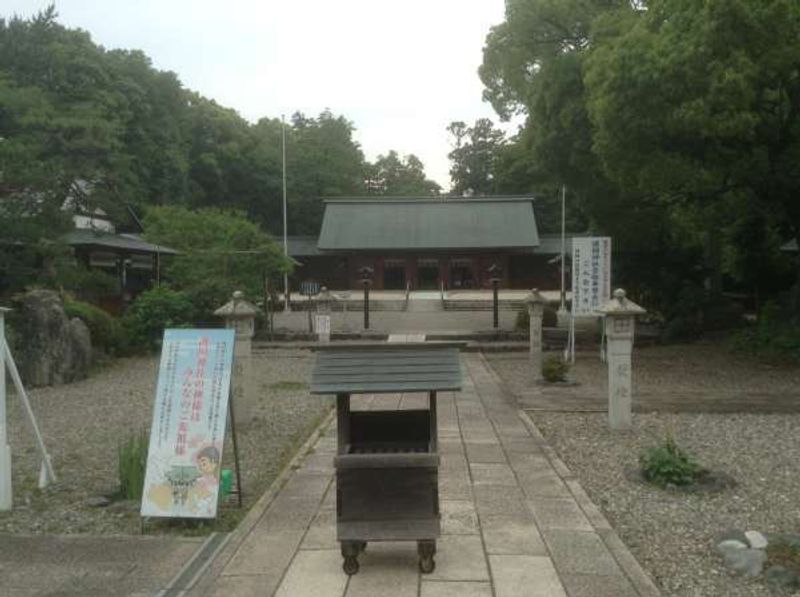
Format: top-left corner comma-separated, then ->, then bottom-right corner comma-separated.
0,7 -> 440,298
143,206 -> 291,318
364,151 -> 441,196
479,0 -> 800,323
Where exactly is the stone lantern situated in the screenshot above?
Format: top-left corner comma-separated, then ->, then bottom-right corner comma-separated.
596,288 -> 646,430
215,291 -> 259,422
524,288 -> 547,380
316,286 -> 333,343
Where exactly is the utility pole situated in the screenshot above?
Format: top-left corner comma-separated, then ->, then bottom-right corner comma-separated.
559,185 -> 567,315
282,114 -> 290,312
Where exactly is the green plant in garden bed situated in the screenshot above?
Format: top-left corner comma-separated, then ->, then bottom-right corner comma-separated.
64,299 -> 129,355
118,430 -> 149,500
640,434 -> 701,488
541,355 -> 569,383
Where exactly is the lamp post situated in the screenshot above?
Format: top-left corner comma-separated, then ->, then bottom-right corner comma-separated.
487,263 -> 502,329
359,266 -> 374,330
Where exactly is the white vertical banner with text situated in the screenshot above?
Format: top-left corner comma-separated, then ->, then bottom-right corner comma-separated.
141,328 -> 235,519
571,237 -> 612,317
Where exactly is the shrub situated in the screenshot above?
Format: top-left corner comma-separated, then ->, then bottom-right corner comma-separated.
541,355 -> 568,382
124,286 -> 194,349
516,305 -> 558,330
731,301 -> 800,360
64,299 -> 128,355
640,435 -> 701,488
118,430 -> 149,500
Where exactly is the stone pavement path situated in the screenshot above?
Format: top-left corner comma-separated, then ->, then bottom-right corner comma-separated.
192,353 -> 660,597
0,534 -> 204,596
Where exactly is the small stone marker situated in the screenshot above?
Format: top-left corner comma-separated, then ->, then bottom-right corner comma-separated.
596,289 -> 646,431
215,291 -> 258,422
315,287 -> 333,343
524,288 -> 546,380
745,530 -> 768,549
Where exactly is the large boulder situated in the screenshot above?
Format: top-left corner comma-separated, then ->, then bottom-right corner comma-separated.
13,290 -> 92,386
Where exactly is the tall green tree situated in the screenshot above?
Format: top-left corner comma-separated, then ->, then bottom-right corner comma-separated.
365,151 -> 440,196
447,118 -> 505,195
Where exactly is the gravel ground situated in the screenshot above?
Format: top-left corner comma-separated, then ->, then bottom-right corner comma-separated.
0,349 -> 331,536
531,411 -> 800,596
488,341 -> 800,396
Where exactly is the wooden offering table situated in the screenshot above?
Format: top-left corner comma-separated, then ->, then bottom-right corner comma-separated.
310,343 -> 463,576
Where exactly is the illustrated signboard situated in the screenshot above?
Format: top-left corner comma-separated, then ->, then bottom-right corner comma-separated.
571,237 -> 612,316
141,329 -> 235,519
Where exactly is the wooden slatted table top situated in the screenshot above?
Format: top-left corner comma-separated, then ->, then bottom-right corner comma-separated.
310,343 -> 463,395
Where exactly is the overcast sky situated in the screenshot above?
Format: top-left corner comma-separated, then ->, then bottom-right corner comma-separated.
4,0 -> 519,190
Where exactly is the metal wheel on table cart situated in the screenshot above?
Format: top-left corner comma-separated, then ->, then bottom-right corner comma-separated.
341,541 -> 362,576
417,539 -> 436,574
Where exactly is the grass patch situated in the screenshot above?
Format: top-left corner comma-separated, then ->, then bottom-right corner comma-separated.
269,381 -> 307,391
118,430 -> 148,500
640,434 -> 701,488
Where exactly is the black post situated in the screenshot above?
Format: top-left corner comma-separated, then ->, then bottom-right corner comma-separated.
487,263 -> 502,330
358,266 -> 373,331
363,282 -> 370,330
492,279 -> 499,329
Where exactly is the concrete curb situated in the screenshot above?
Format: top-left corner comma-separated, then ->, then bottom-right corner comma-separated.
518,409 -> 662,597
185,407 -> 336,596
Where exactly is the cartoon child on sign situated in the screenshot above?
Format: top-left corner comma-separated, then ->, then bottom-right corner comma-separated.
193,445 -> 221,511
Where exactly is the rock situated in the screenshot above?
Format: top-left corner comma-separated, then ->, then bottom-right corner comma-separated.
12,290 -> 92,386
716,529 -> 749,546
68,318 -> 92,382
716,539 -> 748,556
722,548 -> 767,578
744,530 -> 768,549
85,496 -> 111,508
764,565 -> 799,590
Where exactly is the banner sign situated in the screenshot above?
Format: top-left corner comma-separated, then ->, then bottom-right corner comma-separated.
141,329 -> 235,519
571,237 -> 612,316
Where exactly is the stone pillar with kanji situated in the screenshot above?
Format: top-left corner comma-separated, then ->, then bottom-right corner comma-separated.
524,288 -> 546,380
215,291 -> 258,422
316,286 -> 332,343
596,289 -> 646,431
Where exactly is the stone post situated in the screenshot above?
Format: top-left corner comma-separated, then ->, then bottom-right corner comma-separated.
524,289 -> 546,380
0,307 -> 11,510
316,287 -> 332,343
214,291 -> 259,423
596,289 -> 646,431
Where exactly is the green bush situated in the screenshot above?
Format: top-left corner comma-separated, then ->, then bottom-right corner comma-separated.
118,430 -> 149,500
56,267 -> 118,302
640,435 -> 701,488
731,301 -> 800,360
515,305 -> 558,330
123,286 -> 194,349
64,299 -> 128,355
542,355 -> 568,382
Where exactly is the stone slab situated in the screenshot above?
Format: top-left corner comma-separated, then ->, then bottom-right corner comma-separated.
529,497 -> 593,532
223,528 -> 304,577
420,580 -> 493,597
560,572 -> 641,597
345,542 -> 419,597
441,500 -> 480,535
479,514 -> 547,556
464,442 -> 507,463
469,463 -> 517,486
425,535 -> 489,582
489,554 -> 567,597
543,529 -> 623,576
274,549 -> 348,597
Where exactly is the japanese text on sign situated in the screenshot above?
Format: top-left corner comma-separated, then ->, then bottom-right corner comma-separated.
571,237 -> 612,316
